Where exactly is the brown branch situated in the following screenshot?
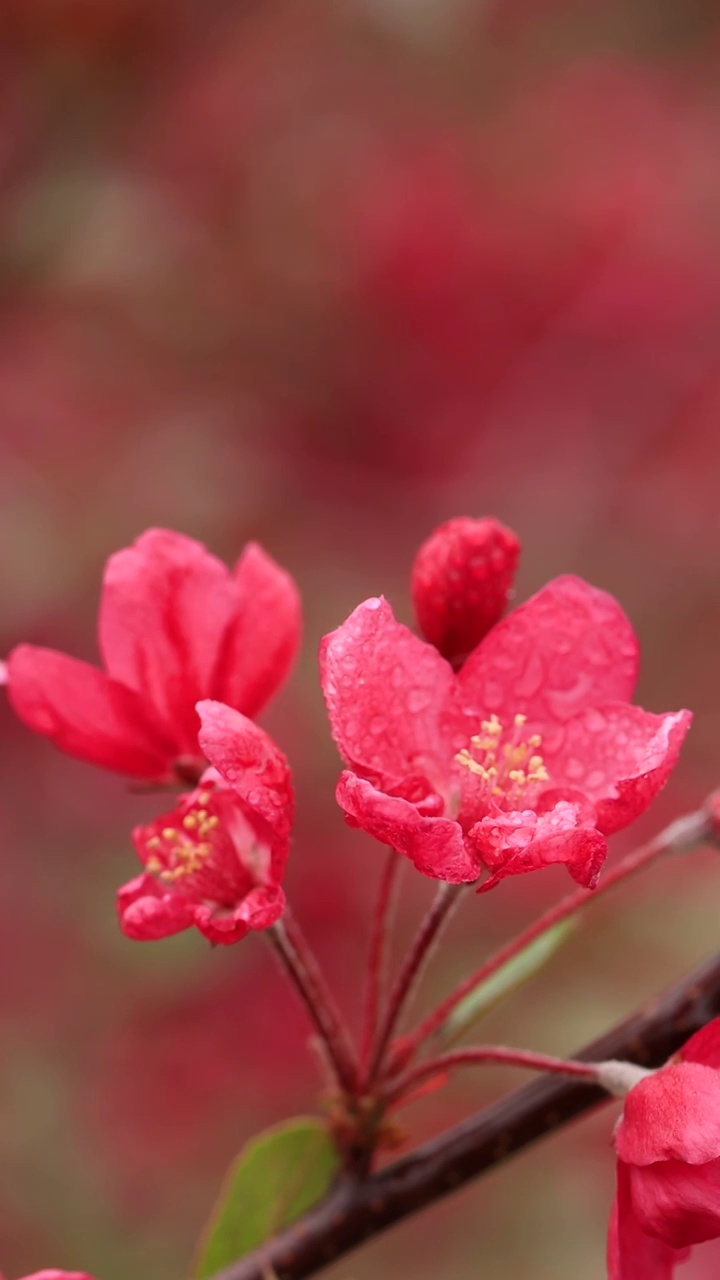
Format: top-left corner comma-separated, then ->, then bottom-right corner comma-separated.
210,949 -> 720,1280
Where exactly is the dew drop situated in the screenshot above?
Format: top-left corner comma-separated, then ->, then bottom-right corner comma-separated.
565,758 -> 585,781
408,688 -> 432,714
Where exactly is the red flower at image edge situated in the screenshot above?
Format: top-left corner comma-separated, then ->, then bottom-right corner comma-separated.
8,1274 -> 95,1279
118,700 -> 292,944
609,1020 -> 720,1279
4,529 -> 300,782
320,576 -> 690,888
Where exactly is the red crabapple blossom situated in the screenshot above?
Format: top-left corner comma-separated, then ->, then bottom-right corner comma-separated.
609,1019 -> 720,1279
118,701 -> 292,944
321,576 -> 690,888
411,516 -> 520,668
5,528 -> 300,783
14,1274 -> 95,1279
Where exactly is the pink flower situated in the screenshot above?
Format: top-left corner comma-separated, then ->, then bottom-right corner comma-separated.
321,574 -> 690,888
118,701 -> 292,944
15,1274 -> 95,1279
411,516 -> 520,668
609,1020 -> 720,1278
5,529 -> 300,783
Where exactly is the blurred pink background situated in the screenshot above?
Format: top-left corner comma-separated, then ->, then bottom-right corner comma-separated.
1,1 -> 720,1276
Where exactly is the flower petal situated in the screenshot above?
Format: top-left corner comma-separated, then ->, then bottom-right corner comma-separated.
615,1063 -> 720,1166
459,575 -> 639,727
320,597 -> 459,793
608,1161 -> 683,1280
213,542 -> 301,718
470,799 -> 607,890
336,771 -> 480,883
543,704 -> 691,835
197,700 -> 293,872
630,1157 -> 720,1249
6,645 -> 173,779
20,1273 -> 97,1279
194,886 -> 286,945
98,528 -> 239,754
411,516 -> 520,667
681,1018 -> 720,1070
117,873 -> 196,940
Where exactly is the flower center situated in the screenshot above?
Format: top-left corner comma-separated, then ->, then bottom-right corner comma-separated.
145,791 -> 220,884
455,713 -> 549,804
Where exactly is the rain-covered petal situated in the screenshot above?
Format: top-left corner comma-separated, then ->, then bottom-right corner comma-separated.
459,575 -> 639,728
320,597 -> 460,793
6,645 -> 174,779
543,704 -> 691,835
470,799 -> 607,890
117,873 -> 197,940
337,771 -> 480,883
98,528 -> 239,754
194,885 -> 286,944
197,700 -> 293,867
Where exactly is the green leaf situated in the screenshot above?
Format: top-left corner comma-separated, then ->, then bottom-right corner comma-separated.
439,919 -> 577,1048
194,1116 -> 339,1278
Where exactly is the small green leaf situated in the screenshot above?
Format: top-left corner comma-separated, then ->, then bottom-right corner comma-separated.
194,1116 -> 339,1278
439,919 -> 577,1047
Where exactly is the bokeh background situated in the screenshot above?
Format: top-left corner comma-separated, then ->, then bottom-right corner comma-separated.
1,1 -> 720,1276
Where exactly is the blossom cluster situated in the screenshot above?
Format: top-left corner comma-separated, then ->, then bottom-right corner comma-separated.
5,529 -> 299,946
2,516 -> 699,1277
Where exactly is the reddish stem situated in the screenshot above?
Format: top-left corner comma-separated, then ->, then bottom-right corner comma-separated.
366,882 -> 464,1086
269,909 -> 359,1095
384,1046 -> 600,1108
359,849 -> 402,1085
404,805 -> 712,1059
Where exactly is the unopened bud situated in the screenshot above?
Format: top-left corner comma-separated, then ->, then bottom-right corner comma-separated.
411,517 -> 520,669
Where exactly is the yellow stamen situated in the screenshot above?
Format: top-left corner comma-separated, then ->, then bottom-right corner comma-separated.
456,714 -> 551,802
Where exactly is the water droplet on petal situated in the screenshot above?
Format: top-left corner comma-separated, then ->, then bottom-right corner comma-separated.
408,688 -> 432,714
584,709 -> 606,733
565,758 -> 585,781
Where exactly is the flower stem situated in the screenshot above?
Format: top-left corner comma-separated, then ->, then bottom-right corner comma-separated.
359,849 -> 402,1085
383,1046 -> 600,1109
269,909 -> 359,1095
403,804 -> 713,1059
366,882 -> 464,1086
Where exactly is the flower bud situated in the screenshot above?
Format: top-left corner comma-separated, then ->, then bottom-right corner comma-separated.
411,517 -> 520,668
